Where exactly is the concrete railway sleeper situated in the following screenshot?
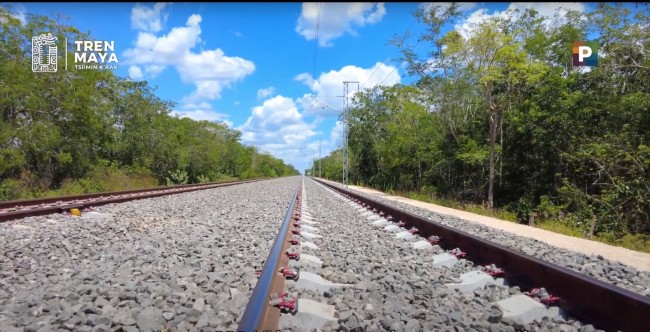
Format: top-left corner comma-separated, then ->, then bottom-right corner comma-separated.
286,177 -> 649,332
0,177 -> 301,332
2,176 -> 648,331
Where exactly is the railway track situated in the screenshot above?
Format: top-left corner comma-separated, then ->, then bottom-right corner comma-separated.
0,179 -> 260,223
237,177 -> 650,332
2,176 -> 648,331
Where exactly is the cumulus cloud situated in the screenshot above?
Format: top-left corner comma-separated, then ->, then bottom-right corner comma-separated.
124,4 -> 255,107
455,3 -> 587,38
330,120 -> 345,147
170,101 -> 232,126
128,65 -> 143,80
296,3 -> 387,47
257,87 -> 276,100
131,2 -> 170,33
170,109 -> 229,123
295,62 -> 401,117
238,95 -> 317,170
420,2 -> 479,15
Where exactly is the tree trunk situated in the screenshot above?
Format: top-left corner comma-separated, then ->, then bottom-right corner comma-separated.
589,214 -> 597,239
488,108 -> 497,208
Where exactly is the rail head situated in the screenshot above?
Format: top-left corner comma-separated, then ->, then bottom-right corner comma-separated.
0,179 -> 262,209
238,182 -> 302,332
0,179 -> 262,223
311,177 -> 650,332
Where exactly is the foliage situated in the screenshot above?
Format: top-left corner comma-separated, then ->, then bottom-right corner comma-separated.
317,3 -> 649,242
0,8 -> 299,201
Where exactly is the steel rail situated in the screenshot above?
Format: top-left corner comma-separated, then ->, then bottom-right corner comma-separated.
0,179 -> 256,209
238,181 -> 302,332
312,177 -> 650,332
0,179 -> 262,223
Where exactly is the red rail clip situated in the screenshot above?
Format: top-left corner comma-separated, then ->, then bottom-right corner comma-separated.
427,235 -> 441,244
484,264 -> 505,277
285,250 -> 300,260
279,267 -> 300,280
408,227 -> 420,234
288,237 -> 301,245
397,221 -> 406,228
291,229 -> 301,235
525,288 -> 560,305
270,292 -> 299,315
449,248 -> 467,258
293,222 -> 301,228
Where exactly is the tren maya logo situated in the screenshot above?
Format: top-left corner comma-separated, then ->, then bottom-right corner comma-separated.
572,41 -> 599,67
31,33 -> 119,73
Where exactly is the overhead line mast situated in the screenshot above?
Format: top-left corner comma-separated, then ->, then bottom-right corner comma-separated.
342,81 -> 359,188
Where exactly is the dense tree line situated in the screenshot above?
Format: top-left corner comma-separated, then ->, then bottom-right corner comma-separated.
312,3 -> 649,240
0,8 -> 298,200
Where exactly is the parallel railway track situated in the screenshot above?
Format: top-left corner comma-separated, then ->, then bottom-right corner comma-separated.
3,176 -> 648,331
0,179 -> 261,223
236,177 -> 650,332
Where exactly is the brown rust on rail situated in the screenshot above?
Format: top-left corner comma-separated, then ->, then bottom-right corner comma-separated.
259,196 -> 302,330
0,179 -> 262,223
312,177 -> 650,332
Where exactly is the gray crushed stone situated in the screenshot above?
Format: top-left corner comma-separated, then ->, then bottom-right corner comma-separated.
289,178 -> 607,332
321,180 -> 650,298
0,177 -> 301,331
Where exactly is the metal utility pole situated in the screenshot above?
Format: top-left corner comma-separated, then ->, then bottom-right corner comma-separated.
318,138 -> 322,178
342,81 -> 359,188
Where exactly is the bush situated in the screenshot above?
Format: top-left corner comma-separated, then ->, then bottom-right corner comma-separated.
43,167 -> 158,197
0,179 -> 26,201
166,169 -> 189,185
512,196 -> 534,224
196,174 -> 211,183
597,232 -> 650,253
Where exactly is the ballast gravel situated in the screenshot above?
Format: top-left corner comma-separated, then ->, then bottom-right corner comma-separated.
321,180 -> 650,298
291,178 -> 604,332
0,177 -> 301,332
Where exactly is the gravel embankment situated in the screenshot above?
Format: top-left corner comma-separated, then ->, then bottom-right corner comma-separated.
284,178 -> 603,332
0,176 -> 300,332
320,180 -> 650,298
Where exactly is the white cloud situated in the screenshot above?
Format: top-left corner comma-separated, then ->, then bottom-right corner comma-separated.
128,65 -> 143,80
0,4 -> 26,24
171,101 -> 232,124
124,5 -> 255,106
420,2 -> 479,15
131,2 -> 170,33
296,3 -> 387,47
295,62 -> 401,117
257,87 -> 276,100
13,5 -> 26,24
456,3 -> 587,38
144,65 -> 166,77
183,102 -> 212,110
170,106 -> 230,124
330,120 -> 345,147
509,2 -> 586,18
238,96 -> 317,170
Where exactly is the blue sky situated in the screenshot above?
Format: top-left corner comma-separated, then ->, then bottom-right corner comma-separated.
8,2 -> 599,173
